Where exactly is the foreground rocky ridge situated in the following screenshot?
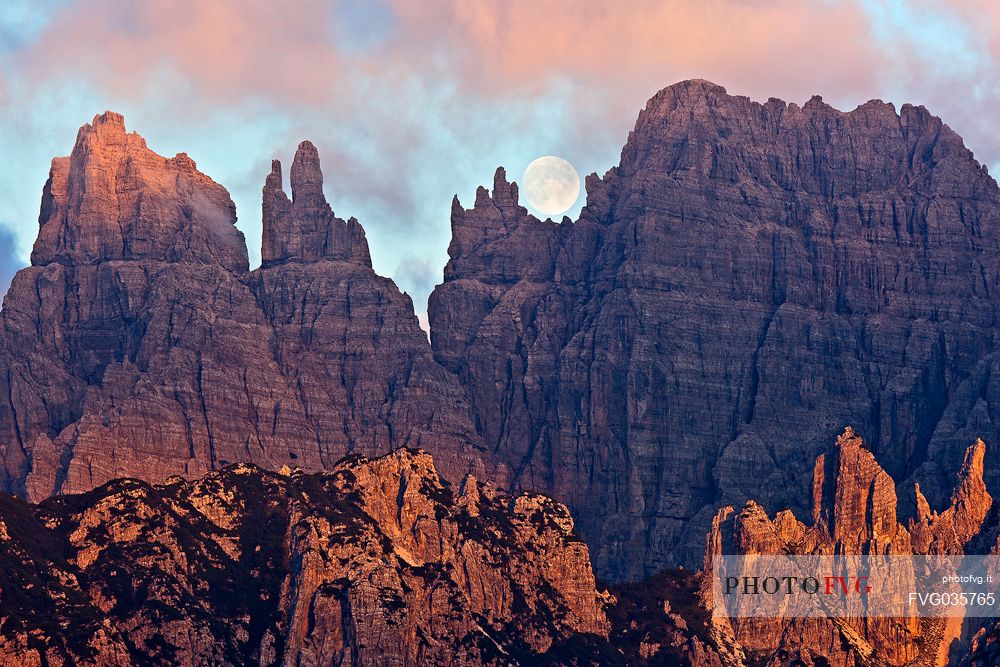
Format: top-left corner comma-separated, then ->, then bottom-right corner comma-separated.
0,448 -> 609,666
10,428 -> 996,666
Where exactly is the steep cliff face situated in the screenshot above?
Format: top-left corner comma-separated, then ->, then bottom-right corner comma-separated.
0,114 -> 490,501
0,448 -> 608,666
0,111 -> 272,499
705,428 -> 991,666
249,143 -> 491,482
428,79 -> 1000,579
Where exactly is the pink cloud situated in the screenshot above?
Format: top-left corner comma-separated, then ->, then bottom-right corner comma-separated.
16,0 -> 344,105
379,0 -> 893,122
14,0 -> 886,111
8,0 -> 920,194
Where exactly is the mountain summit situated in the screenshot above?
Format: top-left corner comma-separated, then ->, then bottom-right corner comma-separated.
33,111 -> 248,271
261,140 -> 371,265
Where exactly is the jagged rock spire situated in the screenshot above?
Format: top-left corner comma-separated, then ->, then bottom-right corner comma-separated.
261,141 -> 371,266
910,437 -> 991,553
810,426 -> 899,549
289,140 -> 325,207
710,427 -> 991,560
490,166 -> 519,209
440,165 -> 555,284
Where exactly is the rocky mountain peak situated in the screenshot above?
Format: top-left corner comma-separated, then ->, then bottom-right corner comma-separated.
469,166 -> 522,213
910,437 -> 991,553
289,139 -> 324,207
641,77 -> 728,112
31,111 -> 248,272
438,165 -> 558,288
260,140 -> 371,266
265,158 -> 282,189
734,432 -> 988,556
490,166 -> 520,209
616,78 -> 982,200
80,110 -> 130,146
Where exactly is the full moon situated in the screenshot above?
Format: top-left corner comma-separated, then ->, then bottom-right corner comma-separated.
521,156 -> 580,217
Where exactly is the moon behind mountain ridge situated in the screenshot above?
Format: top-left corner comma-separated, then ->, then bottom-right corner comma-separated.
521,156 -> 580,217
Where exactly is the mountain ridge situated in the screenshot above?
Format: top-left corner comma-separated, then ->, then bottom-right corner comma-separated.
0,111 -> 496,505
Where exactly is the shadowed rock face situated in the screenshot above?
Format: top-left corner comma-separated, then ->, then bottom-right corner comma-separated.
428,79 -> 1000,579
0,448 -> 609,666
249,144 -> 495,485
0,115 -> 492,501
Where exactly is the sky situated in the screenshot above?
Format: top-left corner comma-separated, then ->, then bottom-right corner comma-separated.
1,0 -> 999,322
